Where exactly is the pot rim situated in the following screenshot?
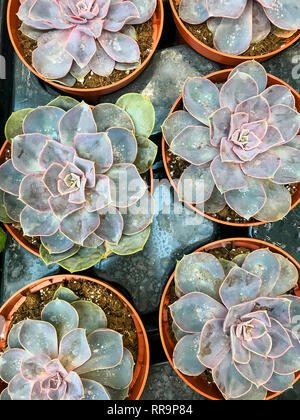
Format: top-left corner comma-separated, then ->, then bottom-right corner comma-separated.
162,68 -> 300,228
0,140 -> 154,258
159,237 -> 300,401
169,0 -> 300,64
7,0 -> 164,95
0,274 -> 150,401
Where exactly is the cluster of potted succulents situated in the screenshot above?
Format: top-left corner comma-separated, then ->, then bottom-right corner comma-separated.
0,0 -> 299,402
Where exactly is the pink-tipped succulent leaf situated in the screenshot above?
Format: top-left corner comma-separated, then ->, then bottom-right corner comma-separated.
179,0 -> 300,55
0,293 -> 134,400
170,248 -> 300,400
162,61 -> 300,222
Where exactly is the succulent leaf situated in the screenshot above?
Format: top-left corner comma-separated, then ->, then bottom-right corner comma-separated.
178,163 -> 215,204
41,299 -> 79,341
72,301 -> 107,335
220,266 -> 262,308
173,334 -> 206,376
107,226 -> 150,255
212,352 -> 252,399
81,348 -> 134,389
170,126 -> 218,165
175,252 -> 225,300
116,94 -> 155,138
5,108 -> 34,143
198,319 -> 231,369
170,292 -> 227,333
183,78 -> 220,126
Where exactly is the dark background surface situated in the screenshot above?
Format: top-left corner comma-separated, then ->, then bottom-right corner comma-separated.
0,0 -> 299,400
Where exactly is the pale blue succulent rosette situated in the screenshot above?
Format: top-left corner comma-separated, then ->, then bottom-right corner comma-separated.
178,0 -> 300,56
0,94 -> 157,273
17,0 -> 157,86
0,286 -> 135,400
162,61 -> 300,222
169,248 -> 300,400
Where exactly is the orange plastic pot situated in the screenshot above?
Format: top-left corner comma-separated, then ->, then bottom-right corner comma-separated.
0,274 -> 150,400
162,69 -> 300,228
0,140 -> 154,258
169,0 -> 300,66
7,0 -> 164,98
159,238 -> 300,401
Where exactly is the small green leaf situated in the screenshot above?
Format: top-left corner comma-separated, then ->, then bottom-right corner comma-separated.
135,135 -> 158,173
0,228 -> 6,252
5,108 -> 34,143
58,245 -> 107,273
116,93 -> 155,138
47,96 -> 80,111
40,244 -> 80,265
108,227 -> 151,256
0,191 -> 13,223
53,286 -> 79,303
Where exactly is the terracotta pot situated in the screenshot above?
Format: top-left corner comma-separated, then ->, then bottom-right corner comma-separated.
162,69 -> 300,228
7,0 -> 164,98
159,238 -> 300,400
0,140 -> 154,258
0,274 -> 150,400
169,0 -> 300,66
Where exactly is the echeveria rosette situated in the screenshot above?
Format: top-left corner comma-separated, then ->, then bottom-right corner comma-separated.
178,0 -> 300,55
162,61 -> 300,223
17,0 -> 157,85
170,248 -> 300,400
0,94 -> 157,272
0,287 -> 135,400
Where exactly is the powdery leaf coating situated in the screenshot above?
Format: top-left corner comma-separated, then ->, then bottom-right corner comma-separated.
219,266 -> 262,308
162,61 -> 299,222
76,329 -> 123,374
178,164 -> 215,204
81,347 -> 134,390
72,301 -> 107,335
198,319 -> 231,369
169,292 -> 227,333
175,252 -> 225,300
41,299 -> 79,341
170,126 -> 218,165
169,248 -> 299,400
183,77 -> 220,126
162,111 -> 201,146
173,334 -> 206,376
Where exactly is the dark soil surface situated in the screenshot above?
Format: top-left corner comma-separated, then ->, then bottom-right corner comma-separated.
18,19 -> 153,89
11,279 -> 138,362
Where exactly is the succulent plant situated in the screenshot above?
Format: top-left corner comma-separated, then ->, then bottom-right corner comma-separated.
0,94 -> 157,272
162,61 -> 300,222
17,0 -> 157,85
170,248 -> 300,400
178,0 -> 300,55
0,287 -> 134,400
